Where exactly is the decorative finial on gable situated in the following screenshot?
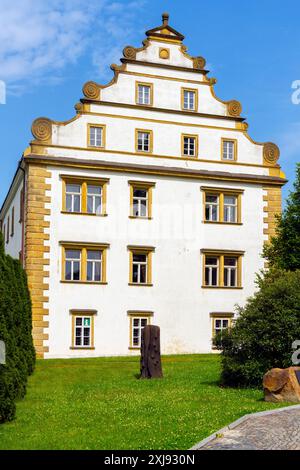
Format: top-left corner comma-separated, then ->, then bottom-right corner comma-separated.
162,12 -> 169,26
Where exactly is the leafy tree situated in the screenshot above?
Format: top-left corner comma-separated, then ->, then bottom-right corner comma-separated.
216,269 -> 300,387
263,163 -> 300,270
0,233 -> 35,422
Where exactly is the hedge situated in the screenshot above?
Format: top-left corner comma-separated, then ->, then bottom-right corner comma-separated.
0,232 -> 35,422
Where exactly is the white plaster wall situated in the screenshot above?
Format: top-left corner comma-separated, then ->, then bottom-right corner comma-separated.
45,166 -> 265,358
1,182 -> 23,260
136,41 -> 195,68
52,110 -> 264,167
100,72 -> 226,115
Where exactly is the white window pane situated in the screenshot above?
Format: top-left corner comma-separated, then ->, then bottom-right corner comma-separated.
224,196 -> 236,205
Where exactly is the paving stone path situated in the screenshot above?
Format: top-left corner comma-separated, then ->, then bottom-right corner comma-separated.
193,406 -> 300,450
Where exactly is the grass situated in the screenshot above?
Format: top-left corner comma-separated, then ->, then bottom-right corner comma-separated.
0,354 -> 288,450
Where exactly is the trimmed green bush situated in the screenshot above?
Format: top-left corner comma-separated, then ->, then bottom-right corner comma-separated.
216,270 -> 300,387
0,233 -> 35,422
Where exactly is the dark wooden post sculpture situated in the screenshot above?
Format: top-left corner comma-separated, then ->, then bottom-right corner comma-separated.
140,325 -> 163,379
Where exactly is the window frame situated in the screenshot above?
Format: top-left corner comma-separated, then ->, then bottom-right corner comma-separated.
128,311 -> 153,350
61,243 -> 109,284
19,188 -> 24,223
201,186 -> 243,225
135,82 -> 153,106
201,250 -> 244,289
210,312 -> 234,349
135,129 -> 153,154
70,310 -> 97,350
181,134 -> 198,158
6,217 -> 9,244
11,207 -> 14,237
61,175 -> 109,217
87,124 -> 106,149
221,138 -> 238,162
181,87 -> 198,112
128,246 -> 155,286
128,181 -> 156,219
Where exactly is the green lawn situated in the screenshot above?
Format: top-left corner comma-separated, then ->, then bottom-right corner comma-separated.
0,355 -> 287,450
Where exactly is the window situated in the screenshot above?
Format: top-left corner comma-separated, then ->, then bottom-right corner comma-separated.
224,257 -> 238,287
128,246 -> 155,286
129,181 -> 155,219
224,195 -> 237,223
221,139 -> 237,161
201,187 -> 243,224
88,125 -> 105,148
210,313 -> 233,348
182,134 -> 198,157
87,250 -> 102,282
71,311 -> 96,350
11,207 -> 14,237
19,188 -> 24,223
136,129 -> 153,153
66,183 -> 81,213
65,249 -> 81,281
205,195 -> 219,222
87,185 -> 102,215
62,243 -> 109,284
202,250 -> 244,288
62,176 -> 109,216
205,256 -> 219,287
181,88 -> 198,111
6,217 -> 9,244
2,224 -> 5,244
128,313 -> 152,349
136,82 -> 153,106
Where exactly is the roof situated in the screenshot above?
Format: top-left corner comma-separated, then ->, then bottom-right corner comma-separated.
145,13 -> 185,42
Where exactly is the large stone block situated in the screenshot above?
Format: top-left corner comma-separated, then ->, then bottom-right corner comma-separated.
263,367 -> 300,403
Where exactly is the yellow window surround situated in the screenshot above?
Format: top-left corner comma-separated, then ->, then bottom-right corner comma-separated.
181,87 -> 198,112
128,180 -> 156,219
181,133 -> 199,158
87,123 -> 106,148
61,175 -> 109,217
61,242 -> 110,285
210,312 -> 234,348
135,129 -> 153,154
128,245 -> 155,286
70,309 -> 97,350
221,137 -> 238,161
201,249 -> 244,289
127,311 -> 153,350
135,82 -> 154,106
201,186 -> 243,225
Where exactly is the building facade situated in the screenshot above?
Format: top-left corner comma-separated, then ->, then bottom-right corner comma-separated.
0,14 -> 286,358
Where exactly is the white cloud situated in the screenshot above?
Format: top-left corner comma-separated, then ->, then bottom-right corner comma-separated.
0,0 -> 147,93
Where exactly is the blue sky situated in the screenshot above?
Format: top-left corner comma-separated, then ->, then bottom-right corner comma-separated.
0,0 -> 299,205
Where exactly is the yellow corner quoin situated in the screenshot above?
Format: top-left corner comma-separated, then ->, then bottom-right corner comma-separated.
25,164 -> 51,358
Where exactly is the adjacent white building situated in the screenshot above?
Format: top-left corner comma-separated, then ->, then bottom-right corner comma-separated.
0,14 -> 286,358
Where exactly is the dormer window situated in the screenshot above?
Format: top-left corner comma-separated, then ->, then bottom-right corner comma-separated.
182,88 -> 198,111
136,129 -> 153,153
88,124 -> 106,148
182,134 -> 198,158
136,83 -> 153,106
222,139 -> 237,161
